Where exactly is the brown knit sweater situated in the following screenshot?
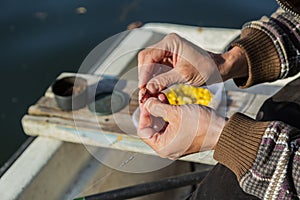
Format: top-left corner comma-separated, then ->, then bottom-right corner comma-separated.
213,0 -> 300,199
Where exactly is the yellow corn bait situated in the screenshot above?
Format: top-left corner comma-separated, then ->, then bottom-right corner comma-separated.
165,84 -> 212,106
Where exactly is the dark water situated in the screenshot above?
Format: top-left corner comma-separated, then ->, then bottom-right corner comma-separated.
0,0 -> 278,167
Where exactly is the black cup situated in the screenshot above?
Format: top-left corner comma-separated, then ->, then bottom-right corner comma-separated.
52,76 -> 87,111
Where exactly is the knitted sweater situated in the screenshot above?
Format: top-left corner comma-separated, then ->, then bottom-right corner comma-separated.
213,0 -> 300,199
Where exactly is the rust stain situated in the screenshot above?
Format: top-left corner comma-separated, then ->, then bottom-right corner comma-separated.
127,21 -> 143,30
197,27 -> 203,33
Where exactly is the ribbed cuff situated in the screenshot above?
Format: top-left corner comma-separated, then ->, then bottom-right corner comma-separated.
231,28 -> 281,88
213,113 -> 269,180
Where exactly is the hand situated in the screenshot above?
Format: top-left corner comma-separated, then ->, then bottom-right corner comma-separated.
138,33 -> 248,94
138,33 -> 221,94
138,97 -> 226,159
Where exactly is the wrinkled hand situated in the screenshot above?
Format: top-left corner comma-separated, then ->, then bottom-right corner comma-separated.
138,33 -> 222,94
138,96 -> 226,159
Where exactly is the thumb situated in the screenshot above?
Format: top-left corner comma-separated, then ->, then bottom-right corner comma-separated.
144,97 -> 173,120
146,69 -> 185,94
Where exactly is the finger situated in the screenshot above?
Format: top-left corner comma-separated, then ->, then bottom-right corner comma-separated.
158,93 -> 169,104
138,100 -> 151,128
146,69 -> 185,94
141,125 -> 180,159
138,103 -> 167,139
138,102 -> 163,139
139,88 -> 158,105
138,36 -> 176,89
161,57 -> 173,68
144,97 -> 173,120
138,48 -> 168,89
138,63 -> 156,89
138,88 -> 147,103
138,127 -> 156,139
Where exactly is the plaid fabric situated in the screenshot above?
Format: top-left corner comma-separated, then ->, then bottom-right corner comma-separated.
240,122 -> 300,199
217,1 -> 300,199
241,7 -> 300,80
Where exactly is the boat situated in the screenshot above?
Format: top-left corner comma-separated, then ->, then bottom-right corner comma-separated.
0,23 -> 295,200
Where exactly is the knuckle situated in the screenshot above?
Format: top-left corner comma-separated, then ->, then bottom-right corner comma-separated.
156,150 -> 169,158
167,32 -> 180,40
138,50 -> 146,61
180,67 -> 193,80
165,33 -> 182,44
178,65 -> 199,82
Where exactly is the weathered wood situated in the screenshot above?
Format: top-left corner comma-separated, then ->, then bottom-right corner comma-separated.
21,114 -> 218,165
21,72 -> 272,165
28,73 -> 140,136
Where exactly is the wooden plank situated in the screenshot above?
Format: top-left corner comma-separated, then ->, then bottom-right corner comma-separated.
22,72 -> 272,165
28,73 -> 140,136
21,115 -> 217,165
22,115 -> 149,152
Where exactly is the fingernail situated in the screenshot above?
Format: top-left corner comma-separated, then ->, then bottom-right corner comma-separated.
158,93 -> 168,103
145,99 -> 167,118
144,98 -> 153,109
139,128 -> 155,139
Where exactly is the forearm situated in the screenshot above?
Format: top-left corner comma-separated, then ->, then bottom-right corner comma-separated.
212,28 -> 282,88
231,7 -> 300,88
214,113 -> 300,199
211,46 -> 248,82
214,113 -> 268,180
232,29 -> 283,88
212,7 -> 300,89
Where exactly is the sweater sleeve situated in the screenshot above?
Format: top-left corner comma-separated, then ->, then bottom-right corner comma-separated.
214,113 -> 300,199
231,8 -> 300,88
